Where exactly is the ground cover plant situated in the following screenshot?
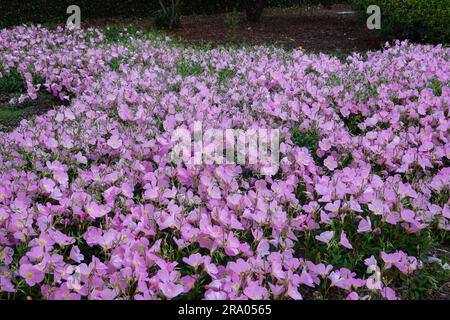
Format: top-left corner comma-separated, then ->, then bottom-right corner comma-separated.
0,25 -> 449,300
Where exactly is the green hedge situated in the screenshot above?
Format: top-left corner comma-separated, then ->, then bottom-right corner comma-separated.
0,1 -> 346,28
351,0 -> 450,43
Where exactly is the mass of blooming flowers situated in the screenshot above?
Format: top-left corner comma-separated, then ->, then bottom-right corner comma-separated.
0,25 -> 448,300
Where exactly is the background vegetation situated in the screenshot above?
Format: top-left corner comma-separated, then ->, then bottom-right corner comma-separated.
0,1 -> 343,28
2,1 -> 448,44
352,0 -> 450,43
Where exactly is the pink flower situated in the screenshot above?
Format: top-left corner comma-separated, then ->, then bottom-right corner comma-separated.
346,292 -> 359,300
315,231 -> 334,244
287,284 -> 303,300
203,256 -> 218,276
324,200 -> 341,213
339,231 -> 353,249
368,199 -> 385,216
256,239 -> 270,257
91,288 -> 117,300
364,255 -> 377,268
243,282 -> 268,300
401,209 -> 416,223
349,198 -> 363,212
69,246 -> 84,263
207,185 -> 221,200
298,269 -> 315,287
182,253 -> 203,269
324,156 -> 338,171
307,262 -> 333,278
19,264 -> 45,286
366,275 -> 382,290
224,233 -> 241,256
86,202 -> 110,219
75,152 -> 87,164
41,178 -> 56,193
107,135 -> 122,149
159,282 -> 184,299
205,290 -> 228,300
357,217 -> 372,233
381,287 -> 399,300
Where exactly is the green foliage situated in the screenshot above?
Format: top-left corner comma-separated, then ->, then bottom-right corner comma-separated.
0,91 -> 57,130
218,68 -> 237,84
430,78 -> 443,96
108,57 -> 122,72
295,216 -> 450,299
351,0 -> 450,43
290,126 -> 320,156
0,107 -> 32,127
224,10 -> 241,41
176,61 -> 204,77
407,260 -> 449,299
0,70 -> 25,93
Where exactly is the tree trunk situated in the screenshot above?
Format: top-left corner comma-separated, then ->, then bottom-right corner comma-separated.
245,0 -> 267,22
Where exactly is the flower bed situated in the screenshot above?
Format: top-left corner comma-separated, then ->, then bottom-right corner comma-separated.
0,25 -> 449,300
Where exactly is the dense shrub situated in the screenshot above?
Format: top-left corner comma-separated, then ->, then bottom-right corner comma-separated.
351,0 -> 450,43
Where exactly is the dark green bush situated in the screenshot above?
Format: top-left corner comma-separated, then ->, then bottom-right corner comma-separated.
351,0 -> 450,43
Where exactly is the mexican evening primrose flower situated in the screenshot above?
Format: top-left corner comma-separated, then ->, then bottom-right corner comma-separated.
0,26 -> 448,300
19,264 -> 45,287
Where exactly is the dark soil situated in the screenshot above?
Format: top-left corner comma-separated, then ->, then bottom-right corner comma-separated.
84,4 -> 384,54
169,4 -> 384,52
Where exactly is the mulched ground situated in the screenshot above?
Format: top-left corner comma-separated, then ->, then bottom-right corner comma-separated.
169,4 -> 385,52
84,3 -> 384,53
